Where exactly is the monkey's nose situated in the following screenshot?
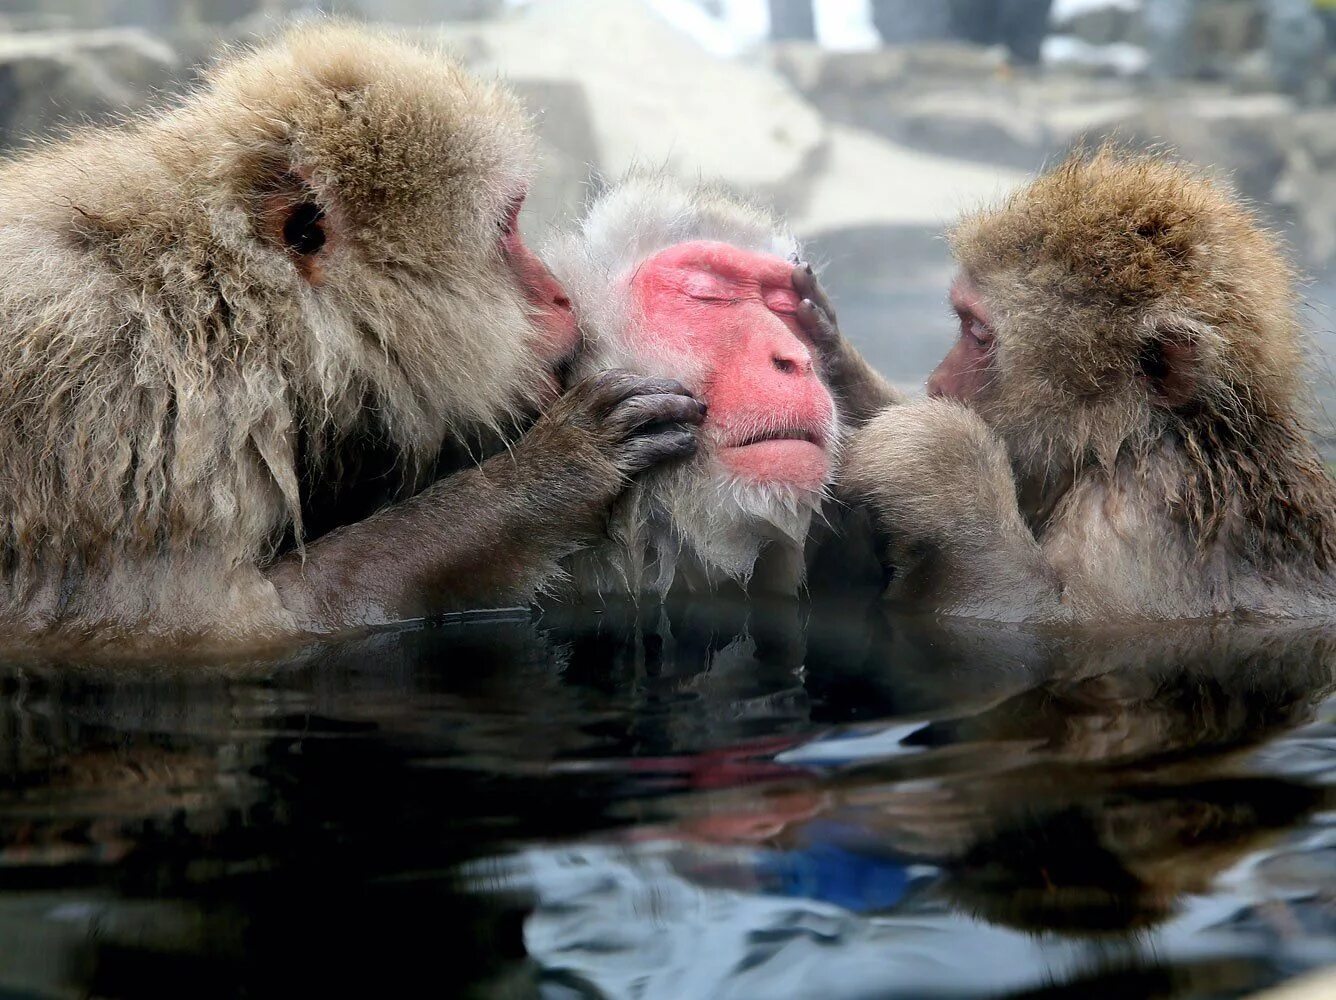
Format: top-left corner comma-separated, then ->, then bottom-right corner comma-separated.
771,346 -> 814,377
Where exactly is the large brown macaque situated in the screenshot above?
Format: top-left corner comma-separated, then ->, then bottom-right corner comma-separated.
844,149 -> 1336,622
0,25 -> 702,652
547,177 -> 896,595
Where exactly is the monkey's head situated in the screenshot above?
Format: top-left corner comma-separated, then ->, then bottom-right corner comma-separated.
160,24 -> 578,446
549,177 -> 839,592
932,148 -> 1301,477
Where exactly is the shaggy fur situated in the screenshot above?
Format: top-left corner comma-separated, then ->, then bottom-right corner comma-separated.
547,176 -> 834,595
845,148 -> 1336,621
0,24 -> 558,645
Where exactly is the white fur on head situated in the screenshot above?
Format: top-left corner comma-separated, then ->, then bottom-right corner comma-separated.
545,173 -> 832,596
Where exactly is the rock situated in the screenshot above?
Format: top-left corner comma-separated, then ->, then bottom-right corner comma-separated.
780,123 -> 1028,233
1262,0 -> 1327,98
1273,109 -> 1336,266
777,43 -> 1137,170
506,79 -> 601,241
1196,0 -> 1265,61
867,0 -> 954,44
1052,4 -> 1138,46
1142,0 -> 1266,81
773,40 -> 1009,96
1289,107 -> 1336,172
0,29 -> 180,150
1041,36 -> 1150,76
768,0 -> 817,41
979,0 -> 1058,65
1108,92 -> 1295,206
769,43 -> 1023,163
437,0 -> 824,199
876,91 -> 1054,169
363,0 -> 504,22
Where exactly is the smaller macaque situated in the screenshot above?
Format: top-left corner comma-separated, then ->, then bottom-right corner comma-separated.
547,177 -> 895,595
844,148 -> 1336,622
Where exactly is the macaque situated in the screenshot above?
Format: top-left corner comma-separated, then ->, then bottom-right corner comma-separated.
844,148 -> 1336,622
0,25 -> 703,653
546,177 -> 895,595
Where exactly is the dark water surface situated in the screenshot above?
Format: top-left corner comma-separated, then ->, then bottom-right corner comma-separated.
0,600 -> 1333,998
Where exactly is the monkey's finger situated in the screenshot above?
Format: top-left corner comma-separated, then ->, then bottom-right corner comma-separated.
792,263 -> 838,324
609,392 -> 707,433
582,370 -> 693,414
797,298 -> 840,349
621,427 -> 700,475
621,375 -> 693,398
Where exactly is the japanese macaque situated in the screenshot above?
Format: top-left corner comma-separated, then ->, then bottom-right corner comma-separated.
546,177 -> 895,595
0,25 -> 702,653
844,148 -> 1336,622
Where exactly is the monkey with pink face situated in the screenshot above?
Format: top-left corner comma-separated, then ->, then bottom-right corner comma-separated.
547,177 -> 897,597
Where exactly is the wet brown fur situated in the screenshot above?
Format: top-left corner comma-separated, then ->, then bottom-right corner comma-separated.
0,24 -> 577,648
846,148 -> 1336,621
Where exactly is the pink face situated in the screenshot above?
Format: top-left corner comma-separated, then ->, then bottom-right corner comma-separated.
927,274 -> 997,401
629,241 -> 836,491
498,195 -> 579,402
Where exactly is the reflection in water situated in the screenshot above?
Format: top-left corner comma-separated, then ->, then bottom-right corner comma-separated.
0,601 -> 1331,997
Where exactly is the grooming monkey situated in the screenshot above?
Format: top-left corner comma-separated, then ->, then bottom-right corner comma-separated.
0,24 -> 703,651
547,176 -> 896,595
844,148 -> 1336,621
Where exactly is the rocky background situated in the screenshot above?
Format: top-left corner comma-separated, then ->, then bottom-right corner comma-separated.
1,0 -> 1334,435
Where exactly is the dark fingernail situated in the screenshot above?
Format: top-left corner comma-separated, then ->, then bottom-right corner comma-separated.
805,263 -> 813,276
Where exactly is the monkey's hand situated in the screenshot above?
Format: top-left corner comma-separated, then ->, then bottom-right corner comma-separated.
841,399 -> 1064,621
793,262 -> 902,426
524,367 -> 703,473
266,371 -> 702,629
496,365 -> 710,539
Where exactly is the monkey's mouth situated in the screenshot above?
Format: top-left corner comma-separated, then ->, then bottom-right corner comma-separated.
718,424 -> 830,490
727,426 -> 825,449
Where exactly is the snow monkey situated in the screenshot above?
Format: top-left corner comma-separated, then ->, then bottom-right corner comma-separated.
548,177 -> 896,595
844,148 -> 1336,622
0,24 -> 703,652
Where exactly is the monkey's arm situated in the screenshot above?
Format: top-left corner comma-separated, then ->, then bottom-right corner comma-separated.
842,400 -> 1072,623
266,371 -> 704,631
794,264 -> 903,426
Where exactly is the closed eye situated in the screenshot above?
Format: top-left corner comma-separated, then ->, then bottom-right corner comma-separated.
680,271 -> 743,301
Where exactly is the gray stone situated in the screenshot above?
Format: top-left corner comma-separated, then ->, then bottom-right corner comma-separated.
883,91 -> 1052,169
437,0 -> 824,196
768,0 -> 816,41
1143,0 -> 1269,81
361,0 -> 504,22
868,0 -> 954,44
1054,5 -> 1138,46
1273,108 -> 1336,265
1107,93 -> 1295,206
1196,0 -> 1265,58
0,29 -> 180,150
507,79 -> 601,240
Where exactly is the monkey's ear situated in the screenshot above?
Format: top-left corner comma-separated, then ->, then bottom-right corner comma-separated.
1138,321 -> 1206,409
258,173 -> 335,286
